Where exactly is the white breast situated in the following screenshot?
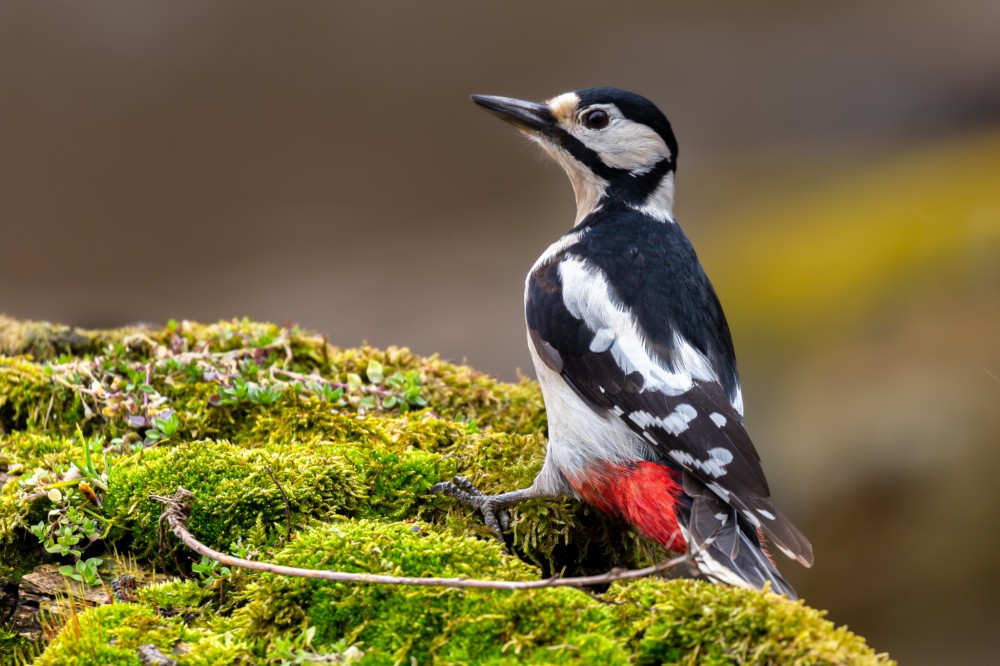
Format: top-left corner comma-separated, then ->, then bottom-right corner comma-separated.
528,340 -> 650,479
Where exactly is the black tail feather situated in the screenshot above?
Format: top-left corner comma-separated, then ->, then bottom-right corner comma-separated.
697,520 -> 799,599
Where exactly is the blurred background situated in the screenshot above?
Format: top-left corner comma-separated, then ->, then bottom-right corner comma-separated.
1,1 -> 998,662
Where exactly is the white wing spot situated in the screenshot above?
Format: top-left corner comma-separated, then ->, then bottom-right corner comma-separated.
709,412 -> 727,428
629,403 -> 697,435
757,509 -> 776,520
668,446 -> 733,478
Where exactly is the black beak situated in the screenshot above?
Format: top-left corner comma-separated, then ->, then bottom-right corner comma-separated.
471,94 -> 555,134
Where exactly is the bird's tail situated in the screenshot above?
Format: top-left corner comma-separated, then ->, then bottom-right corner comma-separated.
686,514 -> 798,599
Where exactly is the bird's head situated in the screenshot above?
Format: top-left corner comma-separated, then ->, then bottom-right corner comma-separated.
472,87 -> 678,224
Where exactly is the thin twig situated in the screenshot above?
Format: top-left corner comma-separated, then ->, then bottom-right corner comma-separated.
43,391 -> 55,430
265,466 -> 292,545
151,488 -> 688,590
270,367 -> 398,398
580,587 -> 659,612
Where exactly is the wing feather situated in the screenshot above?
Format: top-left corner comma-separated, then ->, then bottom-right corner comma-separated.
528,251 -> 813,566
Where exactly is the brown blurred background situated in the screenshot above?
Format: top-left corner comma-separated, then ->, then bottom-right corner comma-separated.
2,1 -> 999,662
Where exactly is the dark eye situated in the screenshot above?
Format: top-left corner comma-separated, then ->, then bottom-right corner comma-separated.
582,109 -> 610,130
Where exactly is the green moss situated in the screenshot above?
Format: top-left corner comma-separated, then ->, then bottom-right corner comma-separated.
0,316 -> 894,665
237,521 -> 888,665
0,358 -> 80,436
103,439 -> 367,558
32,601 -> 252,666
617,578 -> 888,665
0,627 -> 38,666
32,604 -> 149,666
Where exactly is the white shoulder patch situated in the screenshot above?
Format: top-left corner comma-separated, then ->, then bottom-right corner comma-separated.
557,257 -> 717,395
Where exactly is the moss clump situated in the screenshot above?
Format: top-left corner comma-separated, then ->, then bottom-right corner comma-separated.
0,358 -> 81,436
0,315 -> 893,665
237,521 -> 884,665
237,519 -> 624,665
103,438 -> 366,558
31,602 -> 254,666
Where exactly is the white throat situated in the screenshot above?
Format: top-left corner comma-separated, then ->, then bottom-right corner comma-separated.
531,136 -> 609,225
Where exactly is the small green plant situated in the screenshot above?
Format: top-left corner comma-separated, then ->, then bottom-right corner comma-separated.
248,382 -> 284,405
29,502 -> 101,560
383,369 -> 428,412
58,557 -> 104,586
64,428 -> 111,491
271,626 -> 363,665
191,555 -> 232,586
144,410 -> 180,445
20,430 -> 110,585
219,379 -> 285,405
362,360 -> 427,412
219,377 -> 251,404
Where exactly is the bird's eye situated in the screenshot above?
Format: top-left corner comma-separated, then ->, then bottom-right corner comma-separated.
582,109 -> 610,130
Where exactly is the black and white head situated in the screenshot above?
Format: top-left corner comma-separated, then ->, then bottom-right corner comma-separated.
472,87 -> 679,224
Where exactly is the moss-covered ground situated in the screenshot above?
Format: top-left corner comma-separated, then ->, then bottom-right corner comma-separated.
0,315 -> 893,664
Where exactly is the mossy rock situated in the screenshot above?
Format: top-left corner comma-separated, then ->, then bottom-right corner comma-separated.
0,315 -> 893,664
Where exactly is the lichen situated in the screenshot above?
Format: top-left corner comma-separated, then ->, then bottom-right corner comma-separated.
0,315 -> 894,665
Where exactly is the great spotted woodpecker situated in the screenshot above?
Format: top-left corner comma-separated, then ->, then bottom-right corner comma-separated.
434,87 -> 813,597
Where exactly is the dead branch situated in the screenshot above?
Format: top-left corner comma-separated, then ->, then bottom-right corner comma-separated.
151,488 -> 688,590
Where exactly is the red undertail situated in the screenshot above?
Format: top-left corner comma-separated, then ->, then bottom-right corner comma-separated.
569,461 -> 687,553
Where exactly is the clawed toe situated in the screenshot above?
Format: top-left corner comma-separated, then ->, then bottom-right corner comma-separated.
430,476 -> 509,544
431,476 -> 483,505
451,476 -> 484,496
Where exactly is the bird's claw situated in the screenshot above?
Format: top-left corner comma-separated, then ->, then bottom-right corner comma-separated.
431,476 -> 511,542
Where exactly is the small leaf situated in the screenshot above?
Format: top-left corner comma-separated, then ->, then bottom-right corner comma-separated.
347,373 -> 363,392
366,359 -> 384,384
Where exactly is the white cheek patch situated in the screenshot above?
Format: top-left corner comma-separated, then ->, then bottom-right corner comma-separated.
569,110 -> 672,173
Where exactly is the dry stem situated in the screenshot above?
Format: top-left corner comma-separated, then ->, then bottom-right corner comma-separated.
151,488 -> 688,590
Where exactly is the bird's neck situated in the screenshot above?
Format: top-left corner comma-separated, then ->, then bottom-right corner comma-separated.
630,172 -> 675,223
573,172 -> 677,226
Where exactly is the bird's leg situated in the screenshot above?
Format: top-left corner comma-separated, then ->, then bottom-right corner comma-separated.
431,476 -> 539,543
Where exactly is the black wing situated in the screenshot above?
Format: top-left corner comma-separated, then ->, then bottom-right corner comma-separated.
527,241 -> 813,567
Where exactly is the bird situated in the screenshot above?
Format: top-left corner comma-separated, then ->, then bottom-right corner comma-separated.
434,87 -> 813,598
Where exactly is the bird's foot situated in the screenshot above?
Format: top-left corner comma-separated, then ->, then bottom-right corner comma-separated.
431,476 -> 511,543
